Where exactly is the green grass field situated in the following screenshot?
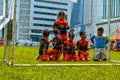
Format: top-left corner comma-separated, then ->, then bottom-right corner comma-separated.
1,46 -> 120,80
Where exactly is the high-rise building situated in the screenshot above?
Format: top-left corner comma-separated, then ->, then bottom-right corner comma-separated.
15,0 -> 72,45
16,0 -> 31,44
0,0 -> 4,16
70,0 -> 85,31
84,0 -> 120,36
0,0 -> 4,38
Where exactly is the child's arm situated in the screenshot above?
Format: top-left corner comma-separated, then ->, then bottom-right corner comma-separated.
105,36 -> 109,45
48,36 -> 56,44
66,23 -> 69,29
87,40 -> 91,50
76,41 -> 84,54
53,21 -> 59,30
48,39 -> 53,44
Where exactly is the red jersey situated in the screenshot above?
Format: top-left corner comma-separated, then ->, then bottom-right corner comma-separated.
77,40 -> 88,51
53,19 -> 69,34
64,40 -> 76,54
52,37 -> 62,50
39,38 -> 49,55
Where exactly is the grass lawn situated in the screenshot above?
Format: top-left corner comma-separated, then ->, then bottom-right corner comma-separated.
0,46 -> 120,80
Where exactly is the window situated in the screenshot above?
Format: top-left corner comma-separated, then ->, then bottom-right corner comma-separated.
103,0 -> 107,19
0,1 -> 3,15
20,9 -> 30,14
34,0 -> 68,6
33,23 -> 53,27
19,34 -> 28,40
31,30 -> 42,33
20,3 -> 30,9
19,22 -> 30,27
19,28 -> 29,33
33,17 -> 55,21
21,0 -> 30,3
103,0 -> 120,19
34,5 -> 68,11
19,16 -> 30,21
34,11 -> 57,16
30,35 -> 41,42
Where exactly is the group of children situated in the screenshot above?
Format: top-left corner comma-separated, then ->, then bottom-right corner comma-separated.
36,27 -> 108,61
36,11 -> 108,61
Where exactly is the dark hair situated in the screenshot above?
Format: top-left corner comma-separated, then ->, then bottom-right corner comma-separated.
97,27 -> 104,32
69,33 -> 74,38
79,31 -> 86,36
58,11 -> 65,17
43,29 -> 49,37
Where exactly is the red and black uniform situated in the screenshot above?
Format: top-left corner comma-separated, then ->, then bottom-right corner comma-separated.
53,19 -> 69,42
54,19 -> 69,60
37,38 -> 49,60
0,40 -> 4,46
46,37 -> 62,61
64,40 -> 78,61
77,40 -> 90,60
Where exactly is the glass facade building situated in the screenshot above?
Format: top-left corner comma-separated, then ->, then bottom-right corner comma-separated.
70,0 -> 85,31
0,0 -> 4,16
15,0 -> 72,45
103,0 -> 120,19
0,0 -> 4,38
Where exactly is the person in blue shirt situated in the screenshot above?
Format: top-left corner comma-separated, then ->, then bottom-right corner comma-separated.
90,27 -> 108,61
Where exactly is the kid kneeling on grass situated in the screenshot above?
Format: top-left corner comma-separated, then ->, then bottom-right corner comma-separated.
36,29 -> 50,61
64,33 -> 79,61
77,31 -> 90,61
46,29 -> 62,61
90,27 -> 108,61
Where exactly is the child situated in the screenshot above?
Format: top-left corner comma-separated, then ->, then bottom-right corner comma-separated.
90,27 -> 108,61
46,29 -> 62,61
64,33 -> 79,61
53,11 -> 69,60
77,31 -> 90,61
116,40 -> 120,51
36,29 -> 50,61
53,11 -> 69,43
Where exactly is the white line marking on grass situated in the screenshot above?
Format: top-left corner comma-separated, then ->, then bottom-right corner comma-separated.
110,60 -> 120,63
14,64 -> 120,67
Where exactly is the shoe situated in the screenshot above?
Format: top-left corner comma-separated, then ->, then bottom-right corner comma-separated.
102,58 -> 107,61
93,59 -> 99,61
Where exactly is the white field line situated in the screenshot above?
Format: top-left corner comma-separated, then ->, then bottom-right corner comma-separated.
14,63 -> 120,67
